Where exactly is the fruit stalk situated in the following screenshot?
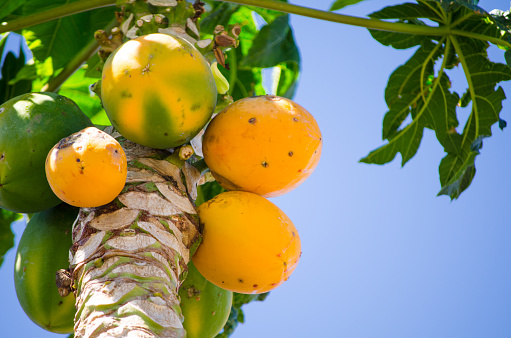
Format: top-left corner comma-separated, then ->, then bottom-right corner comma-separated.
70,136 -> 201,338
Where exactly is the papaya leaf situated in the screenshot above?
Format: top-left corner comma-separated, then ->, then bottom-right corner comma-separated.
0,0 -> 26,22
242,15 -> 300,68
0,209 -> 23,268
84,53 -> 103,79
21,1 -> 114,79
200,2 -> 240,35
275,61 -> 299,99
58,68 -> 110,125
361,41 -> 443,165
195,181 -> 226,207
363,2 -> 511,199
329,0 -> 367,12
0,33 -> 31,103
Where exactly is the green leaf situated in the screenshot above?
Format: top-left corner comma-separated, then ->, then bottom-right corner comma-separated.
0,33 -> 32,103
330,0 -> 366,12
361,41 -> 444,165
242,14 -> 300,68
364,2 -> 511,198
58,68 -> 110,125
200,2 -> 240,36
0,209 -> 23,268
0,0 -> 26,22
195,181 -> 226,207
21,2 -> 114,78
275,61 -> 300,99
369,2 -> 441,22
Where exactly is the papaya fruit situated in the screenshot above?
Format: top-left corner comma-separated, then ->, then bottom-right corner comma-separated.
193,191 -> 301,294
101,33 -> 217,149
46,127 -> 127,207
14,203 -> 78,334
202,95 -> 322,197
179,261 -> 233,338
0,92 -> 93,213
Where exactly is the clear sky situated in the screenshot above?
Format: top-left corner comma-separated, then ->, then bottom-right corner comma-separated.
1,1 -> 511,337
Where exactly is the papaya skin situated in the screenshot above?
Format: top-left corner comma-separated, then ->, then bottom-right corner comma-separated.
45,127 -> 127,208
14,203 -> 79,334
179,261 -> 233,338
0,92 -> 93,213
101,33 -> 217,149
202,95 -> 322,198
192,191 -> 301,294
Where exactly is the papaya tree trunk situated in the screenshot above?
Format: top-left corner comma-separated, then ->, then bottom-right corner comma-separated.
69,136 -> 202,338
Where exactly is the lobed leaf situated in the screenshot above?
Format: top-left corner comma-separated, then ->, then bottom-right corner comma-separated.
363,1 -> 511,198
329,0 -> 367,12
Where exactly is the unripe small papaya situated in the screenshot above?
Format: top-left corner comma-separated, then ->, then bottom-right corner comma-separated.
14,203 -> 78,334
179,261 -> 233,338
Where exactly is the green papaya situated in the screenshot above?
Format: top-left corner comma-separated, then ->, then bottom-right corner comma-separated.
179,260 -> 233,338
0,92 -> 93,213
14,203 -> 78,334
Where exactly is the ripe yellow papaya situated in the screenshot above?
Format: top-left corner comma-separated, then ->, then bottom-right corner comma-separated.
0,92 -> 93,213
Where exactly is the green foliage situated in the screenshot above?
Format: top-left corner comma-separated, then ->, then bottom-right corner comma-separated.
0,209 -> 22,268
12,0 -> 115,88
58,68 -> 110,125
360,0 -> 511,199
0,33 -> 31,103
200,2 -> 301,99
329,0 -> 367,12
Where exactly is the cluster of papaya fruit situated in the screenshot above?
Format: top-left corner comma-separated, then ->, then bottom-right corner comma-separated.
2,32 -> 321,337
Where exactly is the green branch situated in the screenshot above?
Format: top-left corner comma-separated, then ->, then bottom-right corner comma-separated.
217,0 -> 511,49
41,19 -> 118,93
216,0 -> 449,35
0,0 -> 116,34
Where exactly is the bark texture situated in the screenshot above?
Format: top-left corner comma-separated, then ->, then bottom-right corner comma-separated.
70,138 -> 201,338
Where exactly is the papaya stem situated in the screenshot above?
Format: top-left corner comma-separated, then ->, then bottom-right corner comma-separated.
0,0 -> 116,34
216,0 -> 449,36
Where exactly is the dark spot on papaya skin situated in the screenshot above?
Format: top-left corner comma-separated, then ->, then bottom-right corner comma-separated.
238,278 -> 244,283
26,129 -> 31,133
283,262 -> 287,266
164,132 -> 168,136
76,158 -> 80,162
292,231 -> 296,237
253,284 -> 258,288
288,151 -> 294,157
115,149 -> 118,153
221,281 -> 225,284
121,91 -> 132,98
191,104 -> 201,111
0,153 -> 5,161
177,97 -> 182,102
58,301 -> 63,306
293,117 -> 299,122
261,161 -> 269,168
248,117 -> 256,124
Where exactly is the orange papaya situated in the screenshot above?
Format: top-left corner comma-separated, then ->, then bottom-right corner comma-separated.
0,92 -> 93,213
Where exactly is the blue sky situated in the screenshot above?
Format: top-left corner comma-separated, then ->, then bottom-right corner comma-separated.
1,1 -> 511,337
